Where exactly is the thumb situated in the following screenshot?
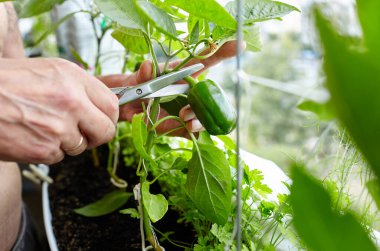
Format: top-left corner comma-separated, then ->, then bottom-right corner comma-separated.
125,60 -> 153,86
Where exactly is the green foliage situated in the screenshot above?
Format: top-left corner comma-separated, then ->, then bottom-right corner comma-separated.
226,0 -> 299,24
14,0 -> 64,18
74,190 -> 132,217
111,26 -> 149,54
290,164 -> 377,251
134,0 -> 177,39
131,113 -> 151,161
94,0 -> 146,30
141,182 -> 168,223
314,3 -> 380,187
167,0 -> 237,30
297,100 -> 334,121
186,139 -> 232,225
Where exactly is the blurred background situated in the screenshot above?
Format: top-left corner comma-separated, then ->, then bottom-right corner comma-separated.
17,0 -> 380,243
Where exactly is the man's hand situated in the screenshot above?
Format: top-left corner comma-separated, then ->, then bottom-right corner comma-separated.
99,41 -> 239,137
0,58 -> 119,164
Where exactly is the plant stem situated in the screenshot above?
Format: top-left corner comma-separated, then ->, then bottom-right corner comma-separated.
172,55 -> 192,71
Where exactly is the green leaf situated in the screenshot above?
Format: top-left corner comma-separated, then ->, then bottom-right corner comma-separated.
290,164 -> 376,251
74,190 -> 132,217
226,0 -> 299,24
167,0 -> 237,30
70,47 -> 89,70
33,11 -> 81,46
111,26 -> 149,54
366,179 -> 380,210
356,0 -> 380,57
189,21 -> 200,44
120,208 -> 140,219
186,142 -> 232,225
160,95 -> 188,116
134,0 -> 177,39
94,0 -> 147,30
15,0 -> 64,18
197,131 -> 214,145
314,9 -> 380,181
141,182 -> 168,223
297,100 -> 335,121
244,25 -> 262,52
131,113 -> 151,161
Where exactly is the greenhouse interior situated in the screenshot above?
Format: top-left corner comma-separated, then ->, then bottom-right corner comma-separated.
0,0 -> 379,250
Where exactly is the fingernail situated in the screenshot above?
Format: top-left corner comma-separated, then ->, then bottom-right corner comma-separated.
190,119 -> 204,132
183,110 -> 196,122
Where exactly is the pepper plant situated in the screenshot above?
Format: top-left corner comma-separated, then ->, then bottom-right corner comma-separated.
17,0 -> 299,249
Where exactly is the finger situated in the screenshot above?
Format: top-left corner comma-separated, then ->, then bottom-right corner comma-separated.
61,131 -> 88,156
186,119 -> 205,133
179,105 -> 196,122
78,100 -> 116,148
84,75 -> 120,125
169,40 -> 244,78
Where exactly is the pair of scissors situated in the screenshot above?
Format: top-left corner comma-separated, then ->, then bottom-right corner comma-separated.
110,63 -> 204,106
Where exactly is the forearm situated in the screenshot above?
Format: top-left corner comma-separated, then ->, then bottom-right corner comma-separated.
2,2 -> 24,58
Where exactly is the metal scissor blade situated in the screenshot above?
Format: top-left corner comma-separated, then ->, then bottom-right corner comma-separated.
114,63 -> 203,105
144,84 -> 189,98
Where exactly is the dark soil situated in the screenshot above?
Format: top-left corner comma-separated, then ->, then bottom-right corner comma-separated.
49,146 -> 196,251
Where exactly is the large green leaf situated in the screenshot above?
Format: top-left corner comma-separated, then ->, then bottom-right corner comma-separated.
141,182 -> 168,223
94,0 -> 146,31
111,26 -> 149,54
15,0 -> 64,18
74,190 -> 132,217
315,9 -> 380,182
134,0 -> 177,39
226,0 -> 299,24
186,142 -> 232,225
166,0 -> 237,30
290,165 -> 376,251
356,0 -> 380,57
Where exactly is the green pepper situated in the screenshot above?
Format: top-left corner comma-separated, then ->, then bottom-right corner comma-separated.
186,78 -> 237,135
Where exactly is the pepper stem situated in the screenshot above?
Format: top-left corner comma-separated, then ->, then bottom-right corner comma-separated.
184,76 -> 198,88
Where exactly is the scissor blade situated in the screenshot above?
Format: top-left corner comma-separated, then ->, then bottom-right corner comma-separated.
118,63 -> 203,105
144,84 -> 189,98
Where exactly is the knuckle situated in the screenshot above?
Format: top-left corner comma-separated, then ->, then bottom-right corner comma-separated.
29,144 -> 61,164
91,122 -> 116,147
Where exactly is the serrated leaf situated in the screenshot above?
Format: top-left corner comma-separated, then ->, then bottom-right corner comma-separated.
314,9 -> 380,181
290,164 -> 376,251
186,142 -> 232,225
141,182 -> 168,222
94,0 -> 147,30
226,0 -> 299,24
111,26 -> 149,54
15,0 -> 64,18
167,0 -> 237,30
74,190 -> 132,217
134,0 -> 177,39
